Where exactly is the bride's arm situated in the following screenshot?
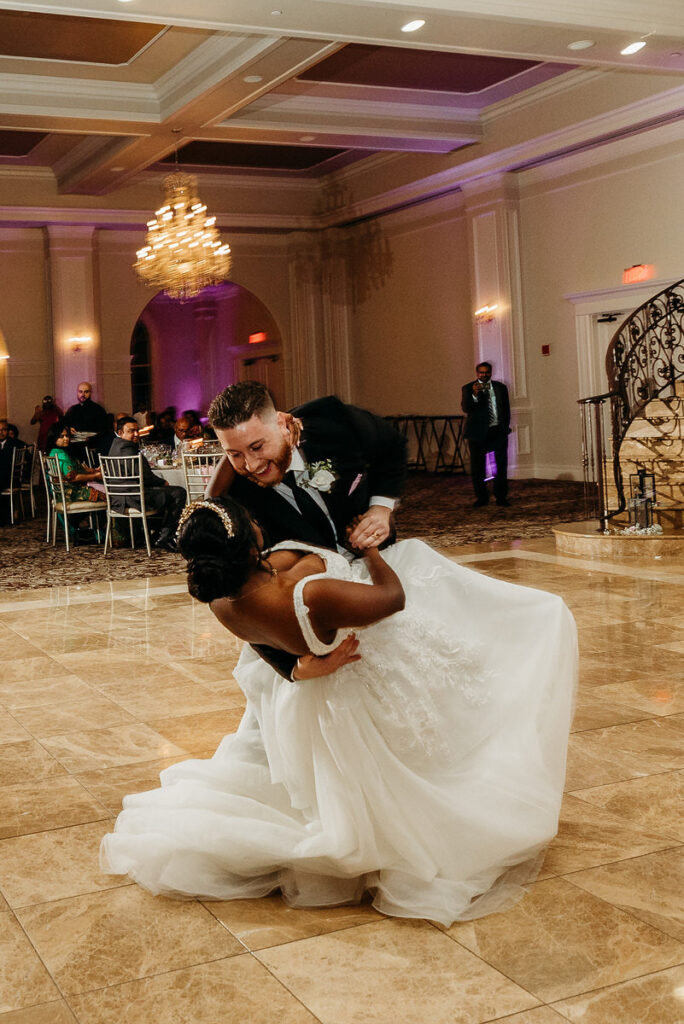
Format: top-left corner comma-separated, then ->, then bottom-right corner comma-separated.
304,547 -> 405,635
204,455 -> 235,498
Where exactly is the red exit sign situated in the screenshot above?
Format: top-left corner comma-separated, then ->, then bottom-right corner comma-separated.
623,264 -> 654,284
249,331 -> 267,344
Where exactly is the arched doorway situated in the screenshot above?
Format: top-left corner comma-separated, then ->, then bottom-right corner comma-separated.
129,281 -> 284,418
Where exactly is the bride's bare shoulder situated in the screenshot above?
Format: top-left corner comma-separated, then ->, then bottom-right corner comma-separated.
209,572 -> 307,653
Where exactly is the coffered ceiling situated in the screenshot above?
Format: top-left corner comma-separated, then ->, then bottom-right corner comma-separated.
0,0 -> 683,195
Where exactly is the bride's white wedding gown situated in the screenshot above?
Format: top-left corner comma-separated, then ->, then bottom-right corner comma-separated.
101,539 -> 577,925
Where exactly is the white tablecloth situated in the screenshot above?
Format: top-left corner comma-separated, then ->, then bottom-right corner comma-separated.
152,466 -> 186,490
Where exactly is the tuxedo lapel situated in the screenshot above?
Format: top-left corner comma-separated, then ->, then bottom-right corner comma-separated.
258,485 -> 332,547
298,439 -> 368,538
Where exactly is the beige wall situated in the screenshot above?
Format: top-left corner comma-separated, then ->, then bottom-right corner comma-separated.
519,138 -> 684,476
0,229 -> 51,444
350,194 -> 473,416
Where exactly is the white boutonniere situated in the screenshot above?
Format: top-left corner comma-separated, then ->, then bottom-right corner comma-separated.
302,459 -> 337,493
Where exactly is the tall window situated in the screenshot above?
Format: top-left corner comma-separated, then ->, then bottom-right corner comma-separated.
130,320 -> 152,410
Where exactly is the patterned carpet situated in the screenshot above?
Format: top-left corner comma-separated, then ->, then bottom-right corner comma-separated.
0,475 -> 586,592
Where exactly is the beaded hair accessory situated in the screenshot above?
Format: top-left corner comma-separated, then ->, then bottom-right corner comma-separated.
176,500 -> 235,540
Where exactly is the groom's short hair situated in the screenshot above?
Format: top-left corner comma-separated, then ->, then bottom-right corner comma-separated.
209,381 -> 276,430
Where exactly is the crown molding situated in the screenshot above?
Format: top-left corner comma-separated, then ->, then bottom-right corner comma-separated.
565,277 -> 675,307
230,93 -> 482,125
483,67 -> 605,122
317,80 -> 684,222
137,168 -> 318,194
0,204 -> 318,231
0,166 -> 55,182
0,72 -> 159,120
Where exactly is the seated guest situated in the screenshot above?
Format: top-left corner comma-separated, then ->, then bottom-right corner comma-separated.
31,395 -> 63,452
173,415 -> 201,449
7,424 -> 27,448
108,416 -> 186,551
45,422 -> 106,542
0,419 -> 17,523
101,412 -> 128,456
147,410 -> 175,447
46,423 -> 106,503
183,409 -> 202,431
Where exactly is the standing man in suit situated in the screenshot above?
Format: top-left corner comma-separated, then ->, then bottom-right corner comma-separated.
205,381 -> 407,678
461,361 -> 511,508
108,416 -> 186,551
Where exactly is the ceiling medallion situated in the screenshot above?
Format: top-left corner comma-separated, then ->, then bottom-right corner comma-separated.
134,171 -> 232,301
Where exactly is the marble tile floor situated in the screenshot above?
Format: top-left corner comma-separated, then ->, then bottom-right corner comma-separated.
0,539 -> 683,1023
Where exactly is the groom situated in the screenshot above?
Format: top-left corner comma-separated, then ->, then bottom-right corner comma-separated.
205,381 -> 408,677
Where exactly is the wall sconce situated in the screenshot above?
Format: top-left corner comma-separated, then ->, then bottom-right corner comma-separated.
67,335 -> 91,353
474,304 -> 498,324
0,354 -> 8,361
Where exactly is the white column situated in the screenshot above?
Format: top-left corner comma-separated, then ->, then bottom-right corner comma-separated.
286,230 -> 354,406
320,227 -> 353,402
287,232 -> 324,405
47,225 -> 102,410
0,228 -> 52,436
463,174 -> 531,476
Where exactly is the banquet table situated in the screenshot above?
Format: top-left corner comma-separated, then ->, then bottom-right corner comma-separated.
152,465 -> 186,491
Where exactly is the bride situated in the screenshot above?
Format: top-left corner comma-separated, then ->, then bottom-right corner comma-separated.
100,497 -> 577,926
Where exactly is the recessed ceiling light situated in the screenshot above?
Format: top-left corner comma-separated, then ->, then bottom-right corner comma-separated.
243,75 -> 263,83
401,19 -> 425,33
271,9 -> 282,14
111,166 -> 126,172
621,41 -> 646,55
299,135 -> 316,142
567,39 -> 595,51
116,1 -> 135,4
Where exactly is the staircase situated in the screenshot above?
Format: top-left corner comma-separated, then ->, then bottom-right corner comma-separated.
607,384 -> 684,526
579,278 -> 684,526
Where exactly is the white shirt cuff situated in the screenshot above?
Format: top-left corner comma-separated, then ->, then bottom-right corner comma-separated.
370,496 -> 397,511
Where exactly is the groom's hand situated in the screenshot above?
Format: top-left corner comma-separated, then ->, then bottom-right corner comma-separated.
347,505 -> 392,550
292,633 -> 361,680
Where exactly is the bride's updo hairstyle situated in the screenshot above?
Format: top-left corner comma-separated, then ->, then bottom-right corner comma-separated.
177,497 -> 259,603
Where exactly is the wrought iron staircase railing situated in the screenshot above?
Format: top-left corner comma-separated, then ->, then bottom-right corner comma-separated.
579,277 -> 684,527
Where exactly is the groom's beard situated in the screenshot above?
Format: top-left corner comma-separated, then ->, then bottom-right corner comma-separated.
241,436 -> 292,488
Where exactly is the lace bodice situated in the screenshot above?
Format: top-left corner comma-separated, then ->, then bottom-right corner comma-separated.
267,542 -> 355,656
267,540 -> 492,759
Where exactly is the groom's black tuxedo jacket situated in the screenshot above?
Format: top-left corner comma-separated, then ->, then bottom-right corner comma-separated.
229,396 -> 407,679
230,396 -> 407,549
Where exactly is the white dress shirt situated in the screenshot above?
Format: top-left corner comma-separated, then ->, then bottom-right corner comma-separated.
274,447 -> 396,556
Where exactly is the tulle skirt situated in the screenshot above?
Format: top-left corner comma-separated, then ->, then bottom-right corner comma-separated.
101,539 -> 577,925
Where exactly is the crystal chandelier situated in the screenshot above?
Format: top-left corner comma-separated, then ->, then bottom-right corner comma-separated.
134,171 -> 231,301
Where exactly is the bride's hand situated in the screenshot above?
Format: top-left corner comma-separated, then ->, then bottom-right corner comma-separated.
292,633 -> 361,680
347,505 -> 392,551
283,414 -> 303,450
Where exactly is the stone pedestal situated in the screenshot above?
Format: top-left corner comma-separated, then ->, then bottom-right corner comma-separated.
553,519 -> 684,558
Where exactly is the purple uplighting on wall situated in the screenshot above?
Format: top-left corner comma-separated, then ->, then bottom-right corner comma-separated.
131,280 -> 285,416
